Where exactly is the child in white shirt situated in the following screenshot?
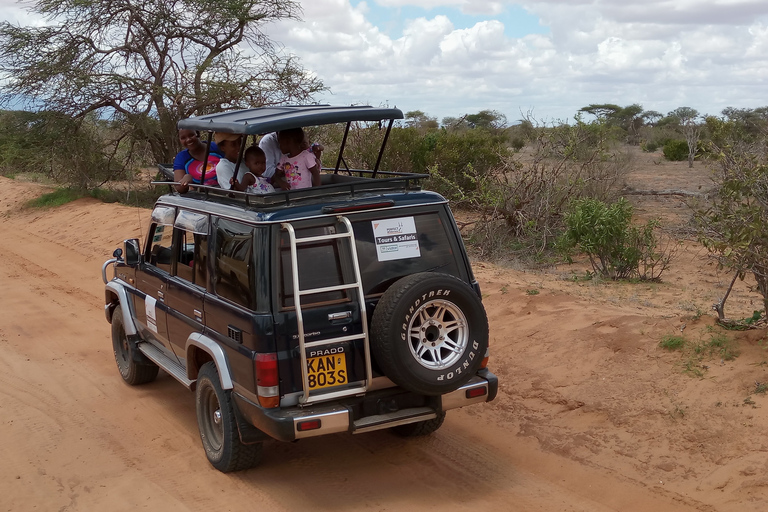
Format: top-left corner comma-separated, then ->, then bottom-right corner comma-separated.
230,146 -> 275,194
213,132 -> 245,190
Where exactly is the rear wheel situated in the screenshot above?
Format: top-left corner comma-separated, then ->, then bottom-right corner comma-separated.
195,362 -> 262,472
111,307 -> 159,385
391,412 -> 446,437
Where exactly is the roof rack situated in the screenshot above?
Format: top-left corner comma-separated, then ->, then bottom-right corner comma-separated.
152,168 -> 429,208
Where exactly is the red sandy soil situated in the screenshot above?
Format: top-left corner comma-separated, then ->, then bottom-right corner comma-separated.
1,149 -> 767,511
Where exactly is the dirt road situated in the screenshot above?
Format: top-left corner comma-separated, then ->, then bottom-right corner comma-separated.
0,173 -> 765,511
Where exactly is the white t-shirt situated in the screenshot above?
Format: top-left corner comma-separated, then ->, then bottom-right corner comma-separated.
215,158 -> 245,189
258,132 -> 282,179
244,173 -> 276,194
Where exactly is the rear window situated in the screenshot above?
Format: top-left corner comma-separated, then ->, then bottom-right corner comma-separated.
279,225 -> 350,309
352,212 -> 460,295
277,211 -> 460,309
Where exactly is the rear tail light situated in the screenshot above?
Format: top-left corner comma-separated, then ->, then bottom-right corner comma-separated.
480,347 -> 490,369
255,353 -> 280,408
466,386 -> 487,399
296,419 -> 322,432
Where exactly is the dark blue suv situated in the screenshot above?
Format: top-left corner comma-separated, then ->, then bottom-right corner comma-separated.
103,105 -> 498,472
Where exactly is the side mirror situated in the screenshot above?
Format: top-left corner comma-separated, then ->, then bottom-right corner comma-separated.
112,247 -> 123,259
124,238 -> 142,266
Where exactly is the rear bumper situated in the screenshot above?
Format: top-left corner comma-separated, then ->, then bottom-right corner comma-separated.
233,368 -> 498,442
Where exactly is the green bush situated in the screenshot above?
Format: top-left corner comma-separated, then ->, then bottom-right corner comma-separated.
558,197 -> 674,280
509,136 -> 525,152
662,139 -> 689,161
640,140 -> 660,152
426,129 -> 508,197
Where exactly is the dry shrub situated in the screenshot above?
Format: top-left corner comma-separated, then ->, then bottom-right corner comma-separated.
439,118 -> 631,262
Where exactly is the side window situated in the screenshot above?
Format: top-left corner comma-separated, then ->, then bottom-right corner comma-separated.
147,224 -> 174,273
214,219 -> 254,309
174,229 -> 208,287
173,210 -> 210,288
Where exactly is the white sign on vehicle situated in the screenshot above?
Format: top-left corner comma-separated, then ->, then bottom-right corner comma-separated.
145,295 -> 158,334
372,217 -> 421,262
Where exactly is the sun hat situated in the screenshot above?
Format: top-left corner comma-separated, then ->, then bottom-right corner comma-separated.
213,132 -> 242,144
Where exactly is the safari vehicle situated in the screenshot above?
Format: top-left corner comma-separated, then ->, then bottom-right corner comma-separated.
102,105 -> 497,472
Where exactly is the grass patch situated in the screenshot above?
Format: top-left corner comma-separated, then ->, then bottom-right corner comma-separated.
89,187 -> 162,208
567,270 -> 595,282
661,329 -> 740,378
26,188 -> 83,208
703,332 -> 739,361
682,358 -> 704,377
526,289 -> 540,296
659,335 -> 685,351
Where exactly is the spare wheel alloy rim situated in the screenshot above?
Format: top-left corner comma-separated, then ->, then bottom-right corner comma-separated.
407,298 -> 468,370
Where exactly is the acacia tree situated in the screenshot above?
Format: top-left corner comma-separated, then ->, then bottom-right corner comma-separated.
0,0 -> 323,172
579,103 -> 647,143
668,107 -> 701,168
404,110 -> 439,132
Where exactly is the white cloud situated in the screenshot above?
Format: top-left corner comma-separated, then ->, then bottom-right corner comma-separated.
4,0 -> 768,121
0,0 -> 44,26
397,15 -> 454,64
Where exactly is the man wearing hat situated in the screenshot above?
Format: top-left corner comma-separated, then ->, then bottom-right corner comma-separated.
214,132 -> 246,190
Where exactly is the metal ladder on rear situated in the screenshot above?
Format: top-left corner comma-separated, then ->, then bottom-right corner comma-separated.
281,216 -> 373,405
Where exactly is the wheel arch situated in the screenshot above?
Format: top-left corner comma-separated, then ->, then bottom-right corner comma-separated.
186,333 -> 234,390
105,282 -> 138,336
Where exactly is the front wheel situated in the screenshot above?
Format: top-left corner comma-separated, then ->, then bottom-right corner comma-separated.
195,362 -> 262,472
111,307 -> 159,385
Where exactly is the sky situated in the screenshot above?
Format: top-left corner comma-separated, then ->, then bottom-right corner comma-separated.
2,0 -> 768,124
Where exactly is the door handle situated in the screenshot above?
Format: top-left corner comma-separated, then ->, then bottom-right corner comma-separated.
194,309 -> 203,322
328,311 -> 352,321
157,290 -> 164,300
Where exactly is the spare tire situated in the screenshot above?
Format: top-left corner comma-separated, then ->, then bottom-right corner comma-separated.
370,272 -> 489,395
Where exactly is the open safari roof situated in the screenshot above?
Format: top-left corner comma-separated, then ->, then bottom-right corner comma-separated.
177,105 -> 404,135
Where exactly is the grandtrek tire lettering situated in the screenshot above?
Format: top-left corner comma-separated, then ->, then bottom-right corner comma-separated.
371,273 -> 489,396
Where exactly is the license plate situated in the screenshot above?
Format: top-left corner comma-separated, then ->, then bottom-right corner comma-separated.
307,354 -> 347,390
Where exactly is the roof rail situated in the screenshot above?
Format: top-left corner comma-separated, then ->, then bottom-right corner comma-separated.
151,168 -> 429,208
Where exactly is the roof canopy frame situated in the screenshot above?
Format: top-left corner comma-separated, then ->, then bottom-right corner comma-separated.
179,105 -> 405,184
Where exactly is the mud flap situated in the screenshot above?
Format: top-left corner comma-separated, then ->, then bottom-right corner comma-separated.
233,400 -> 271,444
127,334 -> 156,366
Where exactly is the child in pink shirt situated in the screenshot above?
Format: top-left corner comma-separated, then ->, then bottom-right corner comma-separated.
277,128 -> 320,189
